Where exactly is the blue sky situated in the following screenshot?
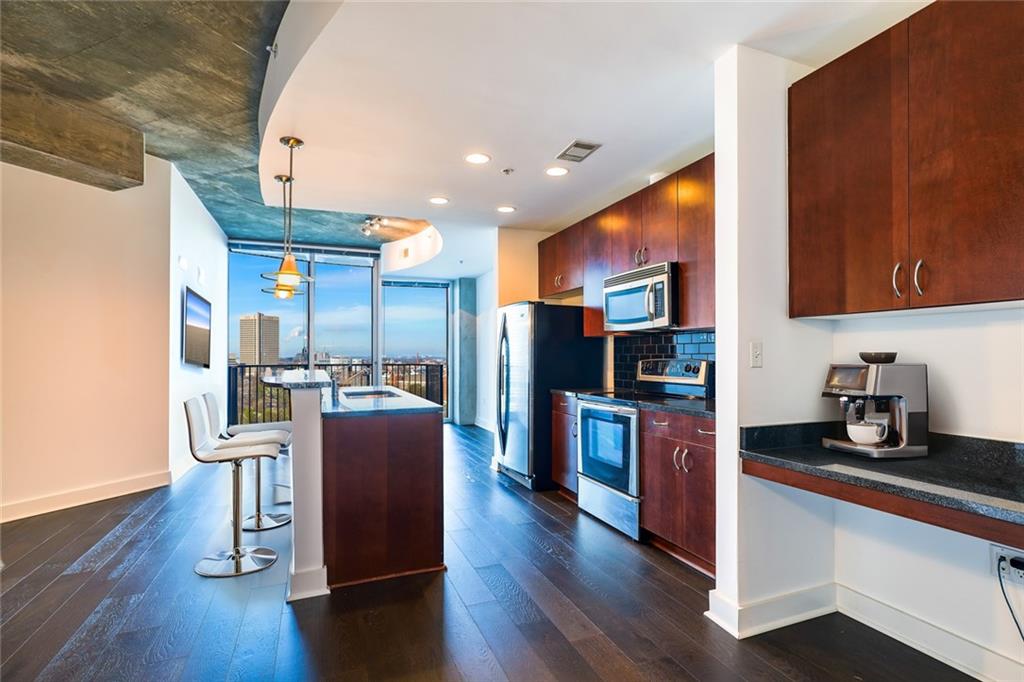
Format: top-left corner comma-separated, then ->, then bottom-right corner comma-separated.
228,253 -> 447,360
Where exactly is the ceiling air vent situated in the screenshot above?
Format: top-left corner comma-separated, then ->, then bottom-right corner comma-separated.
556,140 -> 602,163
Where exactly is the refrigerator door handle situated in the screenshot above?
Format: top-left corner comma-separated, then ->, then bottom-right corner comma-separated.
496,313 -> 509,454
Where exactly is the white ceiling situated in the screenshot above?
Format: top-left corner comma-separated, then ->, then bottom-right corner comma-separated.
260,1 -> 926,254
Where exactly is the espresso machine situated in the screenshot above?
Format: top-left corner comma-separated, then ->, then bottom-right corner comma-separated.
820,363 -> 929,458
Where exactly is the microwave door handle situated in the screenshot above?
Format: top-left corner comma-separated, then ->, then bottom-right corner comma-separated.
645,282 -> 655,320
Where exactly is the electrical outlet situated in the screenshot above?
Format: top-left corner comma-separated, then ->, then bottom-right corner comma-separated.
749,341 -> 763,368
990,544 -> 1024,585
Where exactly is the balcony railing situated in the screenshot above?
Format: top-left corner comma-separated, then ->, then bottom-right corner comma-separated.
228,362 -> 447,425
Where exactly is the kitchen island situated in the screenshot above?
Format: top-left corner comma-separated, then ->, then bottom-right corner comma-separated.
260,371 -> 443,599
321,386 -> 444,587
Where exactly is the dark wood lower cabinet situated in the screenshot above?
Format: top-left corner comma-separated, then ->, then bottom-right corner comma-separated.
681,442 -> 715,565
551,409 -> 578,494
640,427 -> 716,574
321,412 -> 444,587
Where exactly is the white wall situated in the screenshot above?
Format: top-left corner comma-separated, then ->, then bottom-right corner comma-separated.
1,158 -> 173,520
708,44 -> 838,639
830,307 -> 1024,678
168,166 -> 229,481
832,307 -> 1024,441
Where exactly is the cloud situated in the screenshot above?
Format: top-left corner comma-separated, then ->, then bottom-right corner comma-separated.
286,325 -> 304,340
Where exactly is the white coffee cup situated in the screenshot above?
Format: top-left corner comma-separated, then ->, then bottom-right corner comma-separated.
847,421 -> 888,445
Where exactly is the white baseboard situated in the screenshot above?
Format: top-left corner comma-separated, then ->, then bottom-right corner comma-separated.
837,584 -> 1023,681
1,470 -> 171,522
288,565 -> 330,602
705,583 -> 837,639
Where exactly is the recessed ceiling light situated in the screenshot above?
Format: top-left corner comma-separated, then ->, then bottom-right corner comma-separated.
496,205 -> 516,213
465,153 -> 491,165
545,166 -> 569,177
429,196 -> 449,205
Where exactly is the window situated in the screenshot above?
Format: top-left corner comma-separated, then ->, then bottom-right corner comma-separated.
313,258 -> 374,388
383,282 -> 450,417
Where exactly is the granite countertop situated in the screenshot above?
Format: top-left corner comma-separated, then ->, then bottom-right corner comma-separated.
260,369 -> 333,389
553,388 -> 716,419
739,422 -> 1024,525
322,385 -> 442,418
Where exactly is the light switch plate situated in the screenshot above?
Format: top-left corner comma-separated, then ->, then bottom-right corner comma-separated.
749,341 -> 763,368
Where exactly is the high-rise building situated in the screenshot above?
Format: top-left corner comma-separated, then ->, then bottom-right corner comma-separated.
239,313 -> 280,365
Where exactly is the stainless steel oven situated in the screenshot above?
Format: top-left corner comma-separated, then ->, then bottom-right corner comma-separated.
602,262 -> 675,332
576,401 -> 640,539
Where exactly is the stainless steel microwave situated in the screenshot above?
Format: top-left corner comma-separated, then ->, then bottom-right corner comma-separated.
602,262 -> 676,332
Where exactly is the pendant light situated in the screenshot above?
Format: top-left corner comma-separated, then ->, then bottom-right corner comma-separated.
262,136 -> 311,299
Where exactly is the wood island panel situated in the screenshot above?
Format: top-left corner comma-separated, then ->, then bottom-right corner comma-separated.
322,411 -> 444,587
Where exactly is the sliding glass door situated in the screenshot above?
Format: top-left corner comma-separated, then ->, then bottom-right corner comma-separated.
383,281 -> 451,418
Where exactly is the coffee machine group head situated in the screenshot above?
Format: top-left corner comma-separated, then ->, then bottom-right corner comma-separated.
821,363 -> 929,458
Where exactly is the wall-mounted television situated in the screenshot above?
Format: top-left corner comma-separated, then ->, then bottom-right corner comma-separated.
183,287 -> 211,368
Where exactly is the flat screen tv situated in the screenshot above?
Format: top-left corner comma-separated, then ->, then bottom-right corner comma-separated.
183,287 -> 212,368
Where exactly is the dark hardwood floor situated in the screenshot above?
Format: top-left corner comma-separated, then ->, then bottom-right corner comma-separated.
1,425 -> 967,681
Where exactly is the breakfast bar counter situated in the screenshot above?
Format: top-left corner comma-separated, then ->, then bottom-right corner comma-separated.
259,371 -> 444,599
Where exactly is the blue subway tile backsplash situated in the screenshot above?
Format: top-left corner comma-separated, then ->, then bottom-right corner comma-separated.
613,329 -> 715,391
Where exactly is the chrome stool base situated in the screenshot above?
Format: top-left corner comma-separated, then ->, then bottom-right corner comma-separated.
242,511 -> 291,531
194,546 -> 277,577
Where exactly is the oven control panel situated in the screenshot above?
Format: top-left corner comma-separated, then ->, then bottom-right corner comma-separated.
636,358 -> 709,385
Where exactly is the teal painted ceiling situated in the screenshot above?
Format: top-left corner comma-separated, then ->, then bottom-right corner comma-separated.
0,1 -> 417,247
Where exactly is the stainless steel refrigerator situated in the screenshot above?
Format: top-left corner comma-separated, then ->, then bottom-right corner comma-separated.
494,302 -> 604,490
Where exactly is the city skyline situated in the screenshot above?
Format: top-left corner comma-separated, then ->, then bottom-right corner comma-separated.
228,252 -> 448,363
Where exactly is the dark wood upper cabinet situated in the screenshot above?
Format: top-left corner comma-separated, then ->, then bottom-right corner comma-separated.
788,22 -> 910,317
907,1 -> 1024,307
640,173 -> 679,266
560,221 -> 584,291
583,213 -> 612,336
538,221 -> 584,298
789,2 -> 1024,316
605,193 -> 644,276
677,154 -> 716,329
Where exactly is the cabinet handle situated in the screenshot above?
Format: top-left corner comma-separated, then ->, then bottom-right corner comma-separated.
641,246 -> 648,264
892,262 -> 903,299
680,448 -> 691,473
633,249 -> 640,266
571,421 -> 577,438
913,259 -> 924,296
672,446 -> 681,470
652,419 -> 669,426
697,428 -> 715,436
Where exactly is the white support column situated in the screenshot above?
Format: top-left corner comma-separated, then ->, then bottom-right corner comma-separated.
707,45 -> 837,638
287,386 -> 330,601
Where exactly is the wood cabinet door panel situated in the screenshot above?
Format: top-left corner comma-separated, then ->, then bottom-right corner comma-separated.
561,221 -> 585,290
604,193 -> 644,276
641,173 -> 678,266
583,214 -> 612,336
538,233 -> 558,298
641,434 -> 686,548
676,154 -> 716,329
681,442 -> 715,565
908,1 -> 1024,306
551,410 -> 578,493
788,23 -> 910,317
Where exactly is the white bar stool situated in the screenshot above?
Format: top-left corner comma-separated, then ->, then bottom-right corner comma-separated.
202,392 -> 291,531
184,397 -> 281,577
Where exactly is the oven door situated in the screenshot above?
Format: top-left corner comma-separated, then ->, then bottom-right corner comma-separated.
577,401 -> 638,497
603,273 -> 671,332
